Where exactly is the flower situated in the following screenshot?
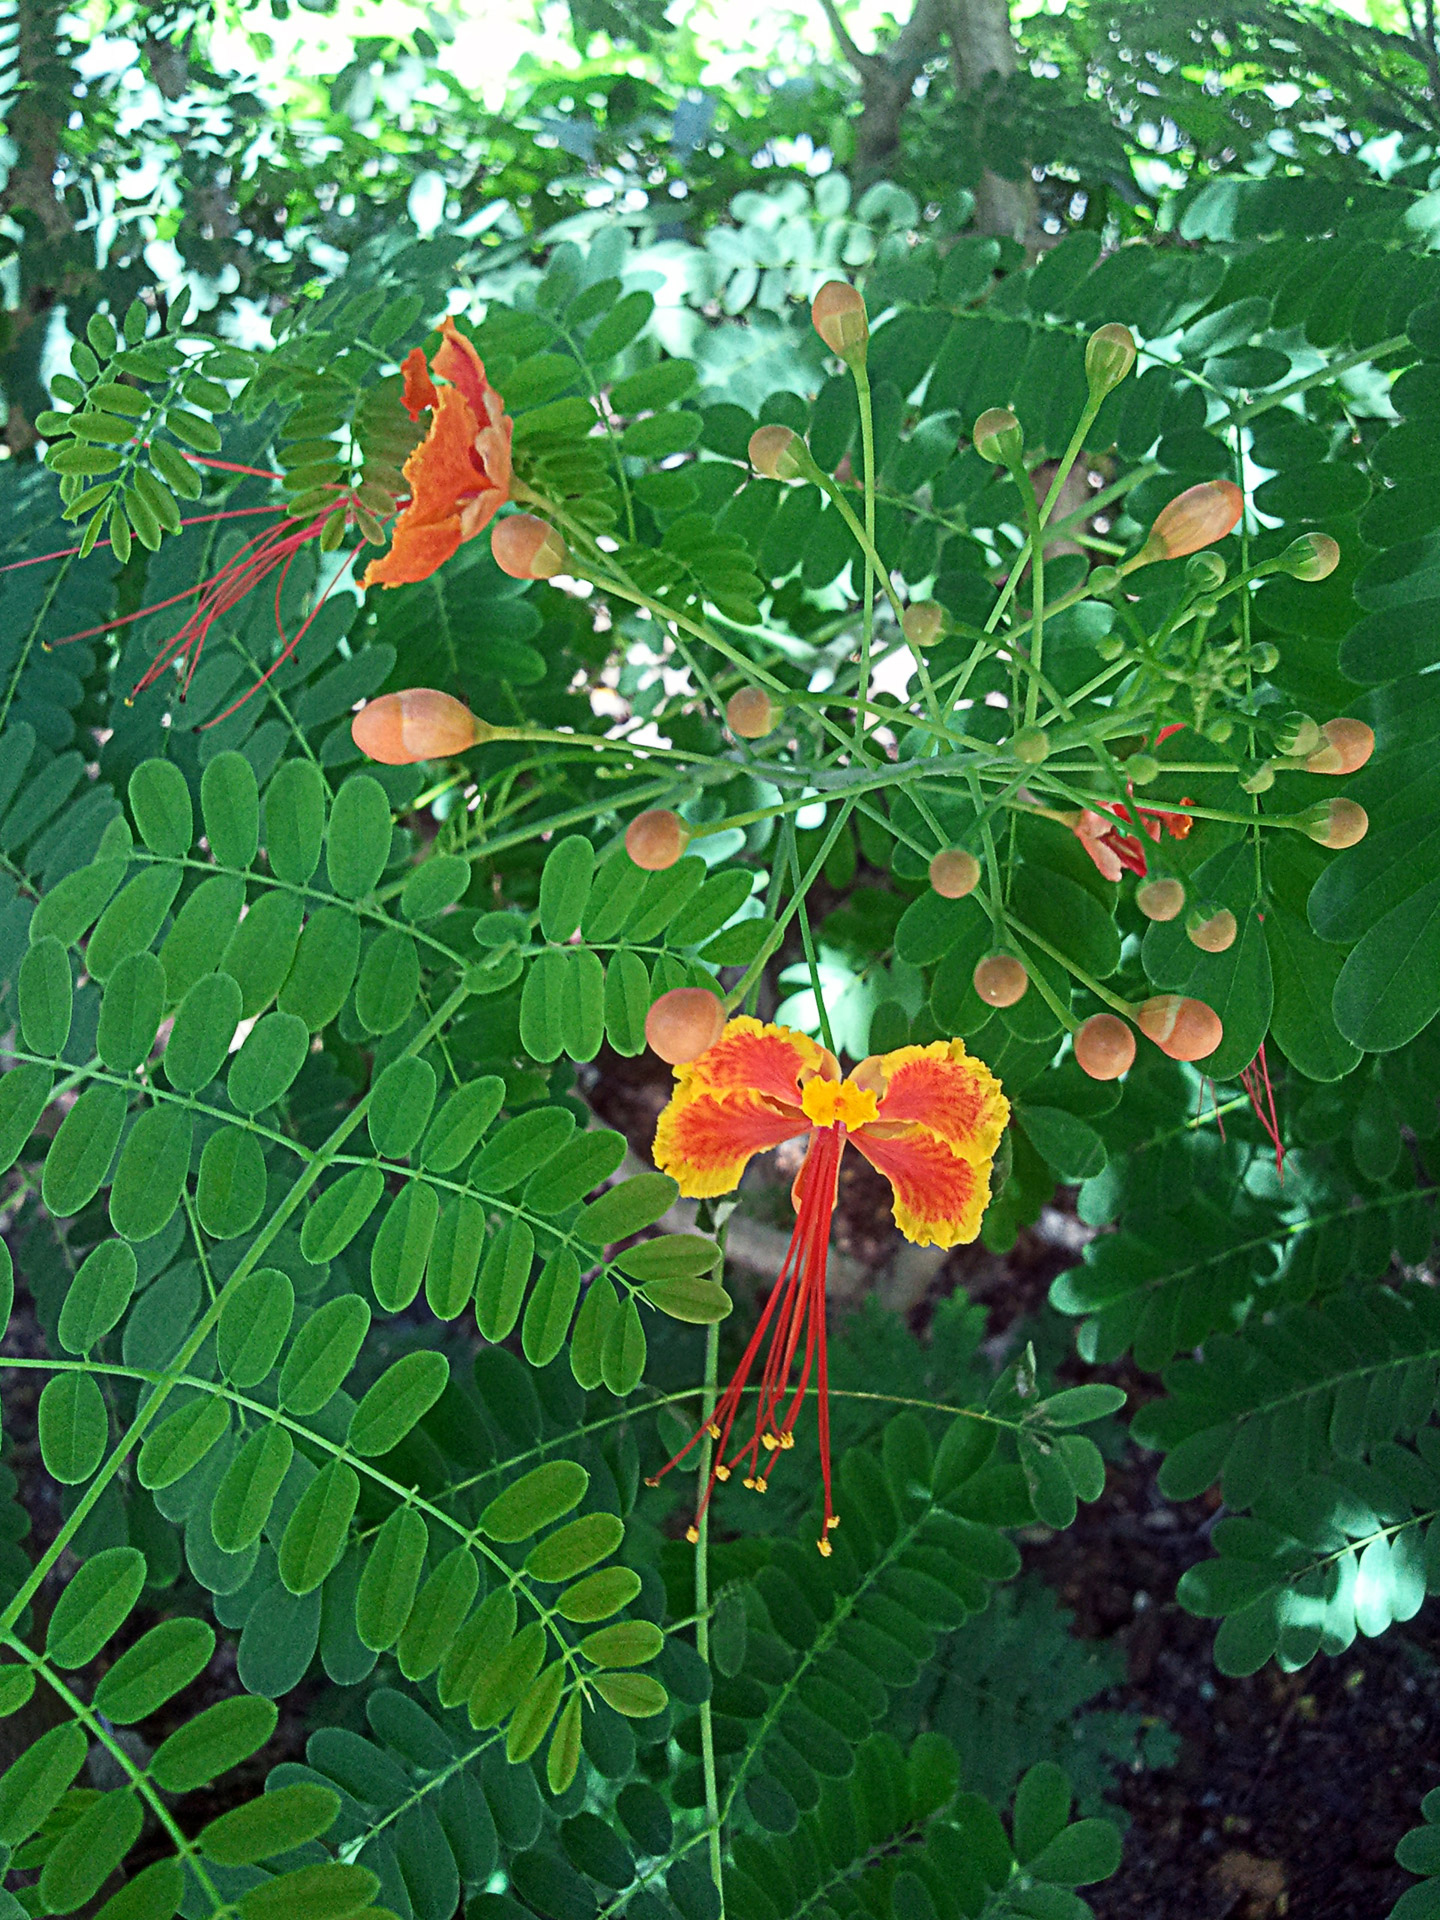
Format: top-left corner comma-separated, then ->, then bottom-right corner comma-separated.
1073,797 -> 1193,882
362,318 -> 513,590
646,1018 -> 1008,1552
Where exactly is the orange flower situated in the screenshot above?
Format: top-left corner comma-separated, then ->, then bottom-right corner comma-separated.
647,1019 -> 1008,1551
1072,797 -> 1193,881
362,317 -> 513,590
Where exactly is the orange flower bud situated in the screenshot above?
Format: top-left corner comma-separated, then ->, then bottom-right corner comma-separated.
1303,798 -> 1369,849
748,425 -> 808,481
626,809 -> 690,871
726,687 -> 778,738
1137,994 -> 1223,1062
1278,532 -> 1340,581
973,407 -> 1022,464
491,514 -> 568,580
1085,323 -> 1136,398
1136,878 -> 1185,922
929,849 -> 980,899
1186,906 -> 1237,953
974,953 -> 1028,1007
810,281 -> 869,362
1142,480 -> 1244,562
1074,1013 -> 1136,1081
645,987 -> 726,1065
351,689 -> 490,765
903,602 -> 945,648
1305,718 -> 1374,777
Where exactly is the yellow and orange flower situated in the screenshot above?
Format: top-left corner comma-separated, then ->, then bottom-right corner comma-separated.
362,317 -> 513,590
648,1018 -> 1008,1551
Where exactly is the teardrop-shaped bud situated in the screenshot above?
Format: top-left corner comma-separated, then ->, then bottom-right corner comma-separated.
491,514 -> 568,580
1248,642 -> 1280,674
748,425 -> 807,481
903,602 -> 945,648
1186,906 -> 1237,953
1302,798 -> 1369,849
929,849 -> 980,899
626,809 -> 690,871
1126,753 -> 1159,787
810,281 -> 869,362
1085,323 -> 1136,398
1305,718 -> 1374,776
1141,480 -> 1244,562
1137,994 -> 1223,1061
726,687 -> 778,738
973,953 -> 1028,1007
973,407 -> 1022,465
1011,727 -> 1049,765
645,988 -> 726,1065
352,689 -> 490,765
1135,877 -> 1185,922
1278,532 -> 1340,581
1074,1013 -> 1136,1081
1242,762 -> 1276,794
1186,550 -> 1226,592
1273,711 -> 1321,757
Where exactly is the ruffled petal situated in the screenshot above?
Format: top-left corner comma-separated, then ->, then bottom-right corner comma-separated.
653,1089 -> 810,1198
683,1017 -> 828,1108
362,386 -> 479,589
434,317 -> 494,426
400,347 -> 438,421
361,517 -> 462,590
848,1121 -> 993,1249
870,1039 -> 1009,1161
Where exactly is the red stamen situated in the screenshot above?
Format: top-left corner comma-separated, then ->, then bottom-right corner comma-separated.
646,1125 -> 845,1554
1240,1041 -> 1284,1179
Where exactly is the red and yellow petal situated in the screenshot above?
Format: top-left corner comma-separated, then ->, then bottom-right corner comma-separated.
869,1039 -> 1009,1162
434,316 -> 493,425
848,1121 -> 994,1249
653,1089 -> 810,1198
683,1017 -> 828,1108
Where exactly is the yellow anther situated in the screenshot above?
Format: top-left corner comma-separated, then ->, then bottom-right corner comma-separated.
706,1423 -> 721,1439
754,1478 -> 768,1494
762,1433 -> 780,1452
743,1477 -> 756,1490
685,1525 -> 699,1545
817,1536 -> 833,1557
644,1475 -> 660,1488
826,1515 -> 840,1530
779,1432 -> 796,1450
714,1464 -> 730,1482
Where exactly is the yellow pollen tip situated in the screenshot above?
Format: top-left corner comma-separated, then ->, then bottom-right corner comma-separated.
643,1476 -> 660,1487
779,1432 -> 796,1450
762,1433 -> 780,1451
706,1423 -> 721,1439
743,1477 -> 756,1489
800,1076 -> 881,1130
714,1465 -> 730,1481
826,1515 -> 840,1530
685,1526 -> 699,1544
754,1478 -> 769,1494
817,1537 -> 832,1556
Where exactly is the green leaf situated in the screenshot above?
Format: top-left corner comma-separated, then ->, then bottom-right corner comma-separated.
420,1075 -> 505,1171
355,1505 -> 428,1651
371,1181 -> 440,1312
616,1235 -> 721,1281
29,857 -> 125,948
159,873 -> 244,1004
640,1275 -> 733,1323
547,1691 -> 584,1796
201,751 -> 260,870
278,905 -> 360,1030
472,1106 -> 574,1192
570,1274 -> 617,1390
475,1218 -> 535,1342
300,1163 -> 385,1262
507,1662 -> 566,1763
239,1863 -> 380,1920
38,1788 -> 142,1913
197,1124 -> 268,1238
149,1695 -> 279,1794
558,1566 -> 643,1623
586,290 -> 655,359
520,946 -> 568,1062
218,1268 -> 295,1387
46,1545 -> 146,1667
228,1010 -> 310,1113
480,1460 -> 589,1543
425,1195 -> 486,1320
469,1620 -> 546,1729
1018,1105 -> 1106,1181
138,1394 -> 231,1490
1263,903 -> 1362,1082
368,1055 -> 437,1158
97,950 -> 165,1071
1334,875 -> 1440,1051
1035,1385 -> 1126,1426
212,1424 -> 294,1553
601,1295 -> 646,1394
222,889 -> 305,1018
348,1350 -> 449,1456
397,1546 -> 479,1682
278,1459 -> 360,1594
574,1172 -> 678,1247
109,1104 -> 191,1241
164,969 -> 243,1092
580,1620 -> 664,1667
592,1672 -> 667,1718
38,1371 -> 108,1483
59,1240 -> 138,1354
401,853 -> 471,921
200,1782 -> 341,1866
278,1292 -> 371,1412
1013,1761 -> 1071,1863
0,1668 -> 35,1717
1029,1819 -> 1124,1887
355,929 -> 420,1034
92,1616 -> 215,1723
603,948 -> 652,1056
19,935 -> 72,1055
525,1512 -> 625,1583
94,1856 -> 184,1920
539,835 -> 595,942
129,759 -> 193,857
0,1722 -> 88,1845
437,1588 -> 516,1710
86,865 -> 182,985
326,774 -> 392,899
265,759 -> 327,884
522,1247 -> 581,1366
0,1064 -> 53,1175
525,1128 -> 625,1213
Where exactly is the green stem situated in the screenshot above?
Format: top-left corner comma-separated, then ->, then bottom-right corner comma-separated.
853,362 -> 877,749
695,1314 -> 726,1916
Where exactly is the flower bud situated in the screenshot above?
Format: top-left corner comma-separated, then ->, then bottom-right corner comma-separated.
1085,323 -> 1137,399
1273,711 -> 1321,758
626,809 -> 690,871
748,425 -> 808,481
1186,551 -> 1226,592
1137,994 -> 1223,1062
973,407 -> 1023,465
1126,753 -> 1159,786
1248,642 -> 1280,674
1096,632 -> 1126,661
1141,480 -> 1244,562
1074,1013 -> 1136,1081
903,602 -> 946,648
1011,726 -> 1049,765
1206,715 -> 1234,744
1302,798 -> 1369,849
929,849 -> 980,899
1242,763 -> 1276,794
1136,877 -> 1185,922
491,514 -> 568,580
811,281 -> 869,363
1305,718 -> 1374,777
726,686 -> 779,739
1186,906 -> 1237,953
352,689 -> 490,765
1278,532 -> 1340,581
974,953 -> 1028,1007
645,987 -> 726,1065
1087,565 -> 1122,597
